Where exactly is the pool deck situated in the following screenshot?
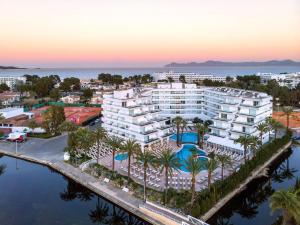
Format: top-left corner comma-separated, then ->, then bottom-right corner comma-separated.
0,136 -> 186,225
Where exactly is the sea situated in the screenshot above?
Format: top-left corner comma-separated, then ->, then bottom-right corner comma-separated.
1,66 -> 300,79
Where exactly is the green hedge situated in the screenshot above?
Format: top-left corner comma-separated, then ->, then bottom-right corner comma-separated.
182,131 -> 292,216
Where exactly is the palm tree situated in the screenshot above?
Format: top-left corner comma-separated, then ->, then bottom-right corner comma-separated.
248,135 -> 260,157
255,122 -> 268,147
59,120 -> 78,134
280,106 -> 294,130
74,128 -> 94,157
270,189 -> 300,225
195,122 -> 204,147
180,119 -> 187,143
200,124 -> 209,148
186,156 -> 203,204
92,127 -> 107,164
106,136 -> 123,172
136,149 -> 156,202
216,154 -> 232,180
172,116 -> 183,146
234,135 -> 254,163
271,120 -> 284,139
266,117 -> 274,140
206,158 -> 218,188
120,139 -> 140,181
158,147 -> 181,204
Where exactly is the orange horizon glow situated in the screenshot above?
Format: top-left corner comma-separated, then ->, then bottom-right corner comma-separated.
0,0 -> 300,67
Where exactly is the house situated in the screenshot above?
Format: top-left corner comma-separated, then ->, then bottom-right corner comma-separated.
60,95 -> 80,104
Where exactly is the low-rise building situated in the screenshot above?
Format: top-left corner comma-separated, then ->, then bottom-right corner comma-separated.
60,95 -> 81,104
152,71 -> 227,83
0,91 -> 21,106
0,76 -> 26,89
258,72 -> 300,89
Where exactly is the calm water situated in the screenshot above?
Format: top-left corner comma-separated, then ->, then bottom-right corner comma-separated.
208,146 -> 300,225
0,155 -> 149,225
1,66 -> 300,78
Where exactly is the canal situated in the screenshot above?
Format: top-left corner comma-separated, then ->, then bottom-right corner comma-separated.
208,146 -> 300,225
0,155 -> 150,225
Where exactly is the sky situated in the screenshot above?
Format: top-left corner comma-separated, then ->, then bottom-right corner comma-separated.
0,0 -> 300,68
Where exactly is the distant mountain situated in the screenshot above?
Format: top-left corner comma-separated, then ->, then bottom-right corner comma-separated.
0,66 -> 26,69
165,60 -> 300,67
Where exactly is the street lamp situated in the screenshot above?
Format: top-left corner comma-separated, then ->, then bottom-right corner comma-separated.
15,140 -> 18,154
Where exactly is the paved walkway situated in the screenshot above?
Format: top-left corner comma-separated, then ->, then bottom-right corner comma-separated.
0,135 -> 182,225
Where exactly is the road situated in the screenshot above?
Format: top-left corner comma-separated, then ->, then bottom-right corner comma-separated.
0,134 -> 67,163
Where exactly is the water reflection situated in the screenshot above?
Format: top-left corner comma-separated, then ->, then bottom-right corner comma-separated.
0,156 -> 149,225
208,148 -> 300,225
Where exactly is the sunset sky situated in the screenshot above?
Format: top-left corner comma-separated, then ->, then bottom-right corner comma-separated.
0,0 -> 300,67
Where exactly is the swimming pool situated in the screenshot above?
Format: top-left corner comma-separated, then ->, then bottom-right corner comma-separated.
115,153 -> 128,161
170,132 -> 198,144
175,144 -> 207,172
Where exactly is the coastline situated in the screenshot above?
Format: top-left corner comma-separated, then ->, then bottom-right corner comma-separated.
0,149 -> 169,225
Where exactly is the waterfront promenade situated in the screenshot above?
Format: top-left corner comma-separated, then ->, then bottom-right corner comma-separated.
0,136 -> 182,225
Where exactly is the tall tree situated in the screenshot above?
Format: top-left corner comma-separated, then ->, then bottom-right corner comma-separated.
136,149 -> 156,202
82,88 -> 93,103
280,106 -> 294,130
195,122 -> 203,147
92,127 -> 107,164
158,147 -> 181,204
172,116 -> 183,147
255,122 -> 268,147
42,106 -> 66,135
206,158 -> 218,188
59,121 -> 78,134
120,139 -> 140,181
234,135 -> 255,163
216,154 -> 232,180
180,119 -> 187,143
106,136 -> 123,171
73,128 -> 94,156
270,189 -> 300,225
49,88 -> 61,101
186,156 -> 203,204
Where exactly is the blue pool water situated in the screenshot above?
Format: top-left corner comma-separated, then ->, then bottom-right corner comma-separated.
175,144 -> 207,172
171,132 -> 198,143
115,153 -> 128,161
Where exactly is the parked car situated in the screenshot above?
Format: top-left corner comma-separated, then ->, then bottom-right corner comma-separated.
7,132 -> 27,142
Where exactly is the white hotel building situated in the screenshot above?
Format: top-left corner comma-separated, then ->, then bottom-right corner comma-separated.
0,76 -> 26,89
102,84 -> 272,153
152,71 -> 227,83
102,89 -> 172,149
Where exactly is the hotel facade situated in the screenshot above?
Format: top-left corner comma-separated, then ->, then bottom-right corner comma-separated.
101,89 -> 172,149
102,83 -> 273,153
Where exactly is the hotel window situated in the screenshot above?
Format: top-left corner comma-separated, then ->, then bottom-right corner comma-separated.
253,101 -> 259,106
247,117 -> 254,124
221,113 -> 227,119
242,126 -> 246,132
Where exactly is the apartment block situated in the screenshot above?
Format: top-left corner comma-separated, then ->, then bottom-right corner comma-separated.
102,89 -> 172,149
